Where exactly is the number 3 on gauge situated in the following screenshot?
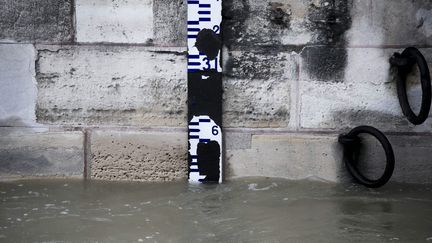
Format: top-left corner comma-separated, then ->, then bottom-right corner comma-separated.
212,125 -> 219,135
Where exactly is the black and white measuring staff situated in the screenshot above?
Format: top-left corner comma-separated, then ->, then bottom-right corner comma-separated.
187,0 -> 223,183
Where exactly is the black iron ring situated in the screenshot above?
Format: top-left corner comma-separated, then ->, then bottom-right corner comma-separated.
391,47 -> 431,125
338,126 -> 395,188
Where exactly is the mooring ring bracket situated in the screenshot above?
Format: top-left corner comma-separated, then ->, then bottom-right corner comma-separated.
338,126 -> 395,188
390,47 -> 431,125
389,52 -> 415,67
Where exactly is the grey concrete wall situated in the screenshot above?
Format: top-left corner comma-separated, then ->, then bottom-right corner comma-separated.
1,0 -> 432,183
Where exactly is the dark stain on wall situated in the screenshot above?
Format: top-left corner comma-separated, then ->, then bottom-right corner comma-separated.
330,109 -> 410,130
0,0 -> 74,42
304,0 -> 353,82
0,152 -> 51,174
268,2 -> 291,28
224,50 -> 289,80
222,0 -> 251,49
301,46 -> 347,82
0,147 -> 81,176
307,0 -> 352,45
222,0 -> 294,48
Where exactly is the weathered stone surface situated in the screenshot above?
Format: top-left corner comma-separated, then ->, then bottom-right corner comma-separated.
36,45 -> 187,126
224,131 -> 252,150
90,130 -> 187,181
299,47 -> 432,132
223,79 -> 291,128
0,0 -> 74,43
223,50 -> 297,128
153,0 -> 187,46
0,128 -> 84,178
0,44 -> 37,126
226,132 -> 432,184
223,0 -> 352,49
225,50 -> 298,80
76,0 -> 153,44
36,45 -> 296,128
348,0 -> 432,46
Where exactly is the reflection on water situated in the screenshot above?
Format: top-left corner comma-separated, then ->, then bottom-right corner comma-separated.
0,178 -> 431,242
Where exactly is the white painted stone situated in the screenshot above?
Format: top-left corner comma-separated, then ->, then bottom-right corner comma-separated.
36,45 -> 187,126
76,0 -> 153,43
0,44 -> 36,126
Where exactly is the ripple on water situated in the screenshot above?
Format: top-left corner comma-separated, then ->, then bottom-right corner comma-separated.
247,182 -> 278,191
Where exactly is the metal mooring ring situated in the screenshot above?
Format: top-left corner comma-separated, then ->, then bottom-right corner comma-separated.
390,47 -> 431,125
338,126 -> 395,188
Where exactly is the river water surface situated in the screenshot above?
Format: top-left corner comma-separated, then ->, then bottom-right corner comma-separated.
1,177 -> 432,242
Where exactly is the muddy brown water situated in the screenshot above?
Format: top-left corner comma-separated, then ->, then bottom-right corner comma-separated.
1,177 -> 432,242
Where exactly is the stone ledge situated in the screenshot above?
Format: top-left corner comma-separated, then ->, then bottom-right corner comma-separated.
84,129 -> 432,184
1,127 -> 431,184
226,132 -> 432,184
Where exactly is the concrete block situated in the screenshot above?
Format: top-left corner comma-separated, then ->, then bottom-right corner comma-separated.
0,128 -> 84,178
348,0 -> 432,46
0,44 -> 37,126
153,0 -> 187,46
223,0 -> 352,49
90,130 -> 187,181
299,47 -> 432,132
35,45 -> 187,126
76,0 -> 153,43
226,132 -> 432,184
226,133 -> 343,181
0,0 -> 74,43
